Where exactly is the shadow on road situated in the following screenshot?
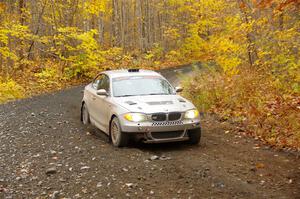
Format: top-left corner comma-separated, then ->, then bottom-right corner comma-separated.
132,141 -> 200,154
89,126 -> 201,153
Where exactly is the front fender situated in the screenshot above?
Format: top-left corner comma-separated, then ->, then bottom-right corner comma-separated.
107,102 -> 130,132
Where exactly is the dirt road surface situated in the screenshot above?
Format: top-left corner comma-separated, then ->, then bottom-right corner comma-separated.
1,66 -> 299,199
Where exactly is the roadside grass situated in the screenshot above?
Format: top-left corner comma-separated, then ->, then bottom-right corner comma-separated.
183,66 -> 300,150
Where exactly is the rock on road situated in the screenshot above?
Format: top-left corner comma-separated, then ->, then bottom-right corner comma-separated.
0,66 -> 300,199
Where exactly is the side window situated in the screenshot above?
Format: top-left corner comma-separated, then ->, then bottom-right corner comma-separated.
92,74 -> 104,89
98,76 -> 110,91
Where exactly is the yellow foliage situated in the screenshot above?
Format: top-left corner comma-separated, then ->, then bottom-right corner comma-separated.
165,50 -> 181,63
83,0 -> 109,16
54,28 -> 106,78
163,28 -> 180,41
0,22 -> 31,62
0,79 -> 24,103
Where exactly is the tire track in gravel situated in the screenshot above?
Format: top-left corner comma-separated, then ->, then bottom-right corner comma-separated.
0,66 -> 299,199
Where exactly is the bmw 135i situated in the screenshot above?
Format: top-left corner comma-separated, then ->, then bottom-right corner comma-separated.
81,69 -> 201,147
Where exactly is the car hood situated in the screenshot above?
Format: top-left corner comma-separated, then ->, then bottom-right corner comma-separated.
113,95 -> 196,114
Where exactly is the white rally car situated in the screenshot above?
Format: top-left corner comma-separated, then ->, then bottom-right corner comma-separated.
81,69 -> 201,147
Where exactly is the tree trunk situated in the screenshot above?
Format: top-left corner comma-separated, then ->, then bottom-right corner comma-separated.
27,0 -> 47,60
19,0 -> 26,25
238,0 -> 259,67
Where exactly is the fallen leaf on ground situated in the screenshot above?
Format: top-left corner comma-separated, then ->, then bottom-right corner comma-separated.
256,163 -> 265,169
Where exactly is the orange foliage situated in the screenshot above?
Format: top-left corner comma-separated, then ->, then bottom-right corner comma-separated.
256,0 -> 299,10
184,68 -> 300,150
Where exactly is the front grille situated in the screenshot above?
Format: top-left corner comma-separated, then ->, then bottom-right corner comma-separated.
151,131 -> 184,139
150,112 -> 182,122
168,112 -> 182,121
151,113 -> 166,121
152,121 -> 183,126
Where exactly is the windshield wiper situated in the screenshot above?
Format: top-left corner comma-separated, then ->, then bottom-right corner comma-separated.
144,93 -> 169,96
116,93 -> 170,97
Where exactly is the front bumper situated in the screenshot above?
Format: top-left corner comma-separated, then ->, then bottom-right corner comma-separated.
120,118 -> 201,143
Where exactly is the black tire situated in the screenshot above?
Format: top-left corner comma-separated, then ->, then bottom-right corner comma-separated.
81,103 -> 90,125
188,128 -> 201,145
110,117 -> 129,147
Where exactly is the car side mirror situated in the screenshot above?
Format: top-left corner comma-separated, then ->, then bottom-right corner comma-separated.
175,86 -> 183,93
96,89 -> 108,96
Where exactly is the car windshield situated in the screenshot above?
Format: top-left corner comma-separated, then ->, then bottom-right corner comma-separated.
113,76 -> 174,97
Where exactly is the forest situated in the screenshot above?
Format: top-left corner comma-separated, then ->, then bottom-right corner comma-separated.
0,0 -> 299,149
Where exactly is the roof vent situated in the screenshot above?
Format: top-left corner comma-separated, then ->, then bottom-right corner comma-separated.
128,69 -> 140,72
146,101 -> 173,105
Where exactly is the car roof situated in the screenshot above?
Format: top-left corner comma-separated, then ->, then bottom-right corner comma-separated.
102,69 -> 162,78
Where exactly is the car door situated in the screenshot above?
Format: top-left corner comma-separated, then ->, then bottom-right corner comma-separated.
90,74 -> 110,133
88,74 -> 104,125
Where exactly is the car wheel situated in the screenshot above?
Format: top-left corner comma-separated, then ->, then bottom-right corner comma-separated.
188,128 -> 201,145
110,117 -> 129,147
81,103 -> 90,125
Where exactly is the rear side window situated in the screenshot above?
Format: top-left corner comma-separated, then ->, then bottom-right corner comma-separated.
98,76 -> 110,91
92,74 -> 104,89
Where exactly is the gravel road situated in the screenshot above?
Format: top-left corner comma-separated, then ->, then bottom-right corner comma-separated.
0,66 -> 299,199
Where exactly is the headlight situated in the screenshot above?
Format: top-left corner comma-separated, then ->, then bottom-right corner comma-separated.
124,113 -> 147,122
184,109 -> 199,119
